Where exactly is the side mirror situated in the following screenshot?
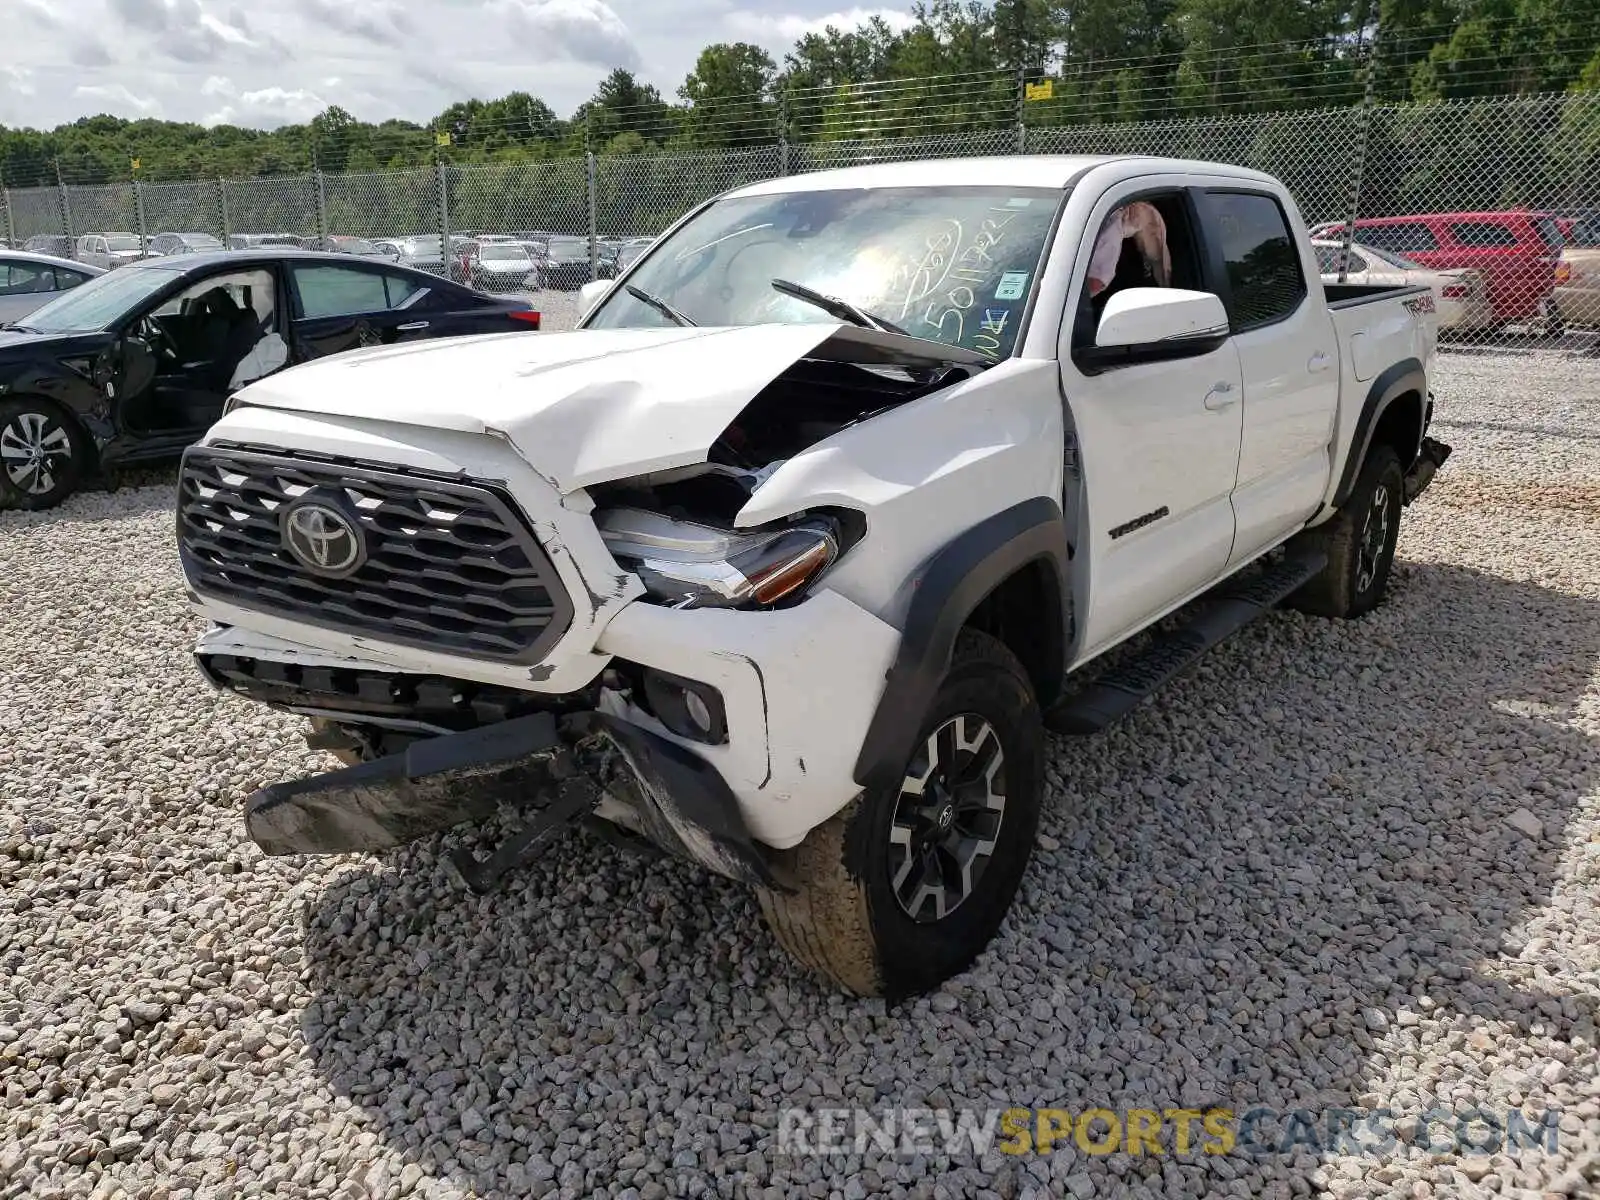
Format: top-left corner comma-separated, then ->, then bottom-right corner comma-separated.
1095,288 -> 1229,349
577,278 -> 613,319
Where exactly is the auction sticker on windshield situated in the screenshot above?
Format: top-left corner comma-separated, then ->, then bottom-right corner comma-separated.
995,271 -> 1029,301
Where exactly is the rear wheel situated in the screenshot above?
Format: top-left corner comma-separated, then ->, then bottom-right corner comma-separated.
757,629 -> 1044,998
1287,444 -> 1404,619
0,400 -> 86,511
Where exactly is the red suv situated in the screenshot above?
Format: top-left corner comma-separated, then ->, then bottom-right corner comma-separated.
1309,210 -> 1566,329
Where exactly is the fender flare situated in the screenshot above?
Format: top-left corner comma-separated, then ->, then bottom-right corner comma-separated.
852,496 -> 1070,794
1331,357 -> 1427,508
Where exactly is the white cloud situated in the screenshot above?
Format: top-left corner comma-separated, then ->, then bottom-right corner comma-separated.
5,1 -> 924,131
294,0 -> 411,47
17,0 -> 59,26
725,7 -> 916,43
199,11 -> 253,46
107,0 -> 272,62
76,83 -> 162,114
205,86 -> 326,128
497,0 -> 640,70
3,67 -> 37,98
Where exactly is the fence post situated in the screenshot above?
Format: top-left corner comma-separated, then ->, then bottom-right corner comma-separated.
1,188 -> 14,248
777,93 -> 790,176
218,179 -> 231,245
436,160 -> 450,279
55,162 -> 75,254
314,169 -> 329,243
133,179 -> 148,257
1336,29 -> 1380,283
1015,66 -> 1027,153
586,151 -> 599,276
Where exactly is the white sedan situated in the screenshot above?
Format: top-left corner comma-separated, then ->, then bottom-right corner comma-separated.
1313,239 -> 1494,332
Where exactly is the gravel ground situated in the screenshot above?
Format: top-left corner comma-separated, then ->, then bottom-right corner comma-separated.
2,345 -> 1597,1200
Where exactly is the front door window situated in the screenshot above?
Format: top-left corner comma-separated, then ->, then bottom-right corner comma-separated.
142,268 -> 284,390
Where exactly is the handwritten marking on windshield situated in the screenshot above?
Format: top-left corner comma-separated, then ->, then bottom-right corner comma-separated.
911,209 -> 1020,343
897,220 -> 963,316
675,223 -> 774,262
974,308 -> 1011,358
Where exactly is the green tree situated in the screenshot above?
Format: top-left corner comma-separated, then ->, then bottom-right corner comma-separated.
575,69 -> 674,149
679,43 -> 777,148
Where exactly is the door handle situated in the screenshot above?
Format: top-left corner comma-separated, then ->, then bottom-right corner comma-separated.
1308,350 -> 1332,373
1203,381 -> 1238,411
396,321 -> 430,332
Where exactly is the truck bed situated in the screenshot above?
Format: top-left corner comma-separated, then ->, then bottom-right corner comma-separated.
1323,281 -> 1430,309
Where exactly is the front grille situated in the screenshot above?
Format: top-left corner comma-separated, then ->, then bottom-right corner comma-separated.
178,447 -> 574,662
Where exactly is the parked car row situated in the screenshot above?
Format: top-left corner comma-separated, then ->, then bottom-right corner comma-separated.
10,229 -> 660,293
1307,208 -> 1573,334
1310,239 -> 1494,333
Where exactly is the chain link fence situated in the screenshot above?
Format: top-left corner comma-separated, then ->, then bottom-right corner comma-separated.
1,93 -> 1594,348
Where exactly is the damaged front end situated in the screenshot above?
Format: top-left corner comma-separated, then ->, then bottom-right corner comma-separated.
243,710 -> 783,894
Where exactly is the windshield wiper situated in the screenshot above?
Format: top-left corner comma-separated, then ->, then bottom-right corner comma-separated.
625,284 -> 696,327
770,278 -> 908,335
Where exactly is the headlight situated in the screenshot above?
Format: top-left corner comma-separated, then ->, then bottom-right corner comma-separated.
598,507 -> 840,609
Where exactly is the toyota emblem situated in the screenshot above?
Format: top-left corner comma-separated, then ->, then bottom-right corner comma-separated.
282,500 -> 365,577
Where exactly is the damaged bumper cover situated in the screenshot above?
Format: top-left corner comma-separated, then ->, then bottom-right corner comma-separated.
1403,435 -> 1452,505
243,711 -> 781,891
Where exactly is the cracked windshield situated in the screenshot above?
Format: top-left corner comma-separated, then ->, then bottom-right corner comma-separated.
585,185 -> 1065,359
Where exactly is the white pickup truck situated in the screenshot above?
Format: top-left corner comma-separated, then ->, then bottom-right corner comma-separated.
176,155 -> 1450,998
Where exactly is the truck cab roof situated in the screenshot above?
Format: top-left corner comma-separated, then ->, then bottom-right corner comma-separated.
726,155 -> 1283,197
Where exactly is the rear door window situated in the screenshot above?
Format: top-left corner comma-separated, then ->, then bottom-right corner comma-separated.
292,265 -> 392,318
1200,191 -> 1308,331
1449,221 -> 1519,247
1358,223 -> 1438,253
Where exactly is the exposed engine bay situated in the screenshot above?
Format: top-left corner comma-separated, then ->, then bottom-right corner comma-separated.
589,352 -> 984,523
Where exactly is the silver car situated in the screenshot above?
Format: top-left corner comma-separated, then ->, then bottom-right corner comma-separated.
76,233 -> 146,270
0,251 -> 105,326
148,232 -> 227,257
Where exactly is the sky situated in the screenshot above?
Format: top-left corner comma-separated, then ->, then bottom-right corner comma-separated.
1,0 -> 920,131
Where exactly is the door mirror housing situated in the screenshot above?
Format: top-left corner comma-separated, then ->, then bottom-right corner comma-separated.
1095,287 -> 1229,348
1077,287 -> 1231,372
577,279 -> 613,320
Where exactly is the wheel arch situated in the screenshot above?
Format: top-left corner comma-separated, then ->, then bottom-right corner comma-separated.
852,497 -> 1070,795
0,391 -> 100,470
1331,358 -> 1427,509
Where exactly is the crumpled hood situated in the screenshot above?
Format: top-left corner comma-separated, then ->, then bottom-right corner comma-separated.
229,323 -> 983,493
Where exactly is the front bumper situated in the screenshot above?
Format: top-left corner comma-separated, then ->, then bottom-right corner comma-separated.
197,583 -> 900,851
245,709 -> 781,889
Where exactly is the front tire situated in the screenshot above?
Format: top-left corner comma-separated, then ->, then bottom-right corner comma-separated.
0,400 -> 86,511
1287,443 -> 1404,619
757,629 -> 1044,998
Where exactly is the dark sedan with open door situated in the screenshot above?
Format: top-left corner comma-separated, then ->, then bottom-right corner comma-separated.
0,250 -> 542,509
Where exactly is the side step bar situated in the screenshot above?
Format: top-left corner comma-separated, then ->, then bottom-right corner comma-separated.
1045,549 -> 1328,736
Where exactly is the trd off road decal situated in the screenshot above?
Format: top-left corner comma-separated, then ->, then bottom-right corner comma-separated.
1108,506 -> 1171,539
1404,292 -> 1437,315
